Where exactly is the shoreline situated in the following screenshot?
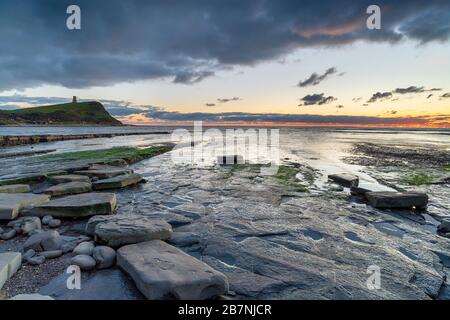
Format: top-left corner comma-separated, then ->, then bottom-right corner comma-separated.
0,131 -> 170,147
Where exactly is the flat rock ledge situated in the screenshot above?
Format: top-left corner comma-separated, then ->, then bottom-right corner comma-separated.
93,174 -> 144,190
27,192 -> 117,218
47,174 -> 91,184
44,181 -> 92,197
88,215 -> 172,248
75,164 -> 133,179
117,240 -> 229,299
0,193 -> 50,220
0,252 -> 22,290
0,184 -> 30,193
328,174 -> 359,188
365,191 -> 428,209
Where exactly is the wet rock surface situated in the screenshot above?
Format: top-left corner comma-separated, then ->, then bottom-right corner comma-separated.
0,193 -> 50,220
28,192 -> 117,218
0,133 -> 449,300
92,174 -> 143,190
0,184 -> 30,193
44,181 -> 92,197
117,240 -> 229,300
94,216 -> 172,248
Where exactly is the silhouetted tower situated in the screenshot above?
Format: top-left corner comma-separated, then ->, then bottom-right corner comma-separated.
72,96 -> 77,103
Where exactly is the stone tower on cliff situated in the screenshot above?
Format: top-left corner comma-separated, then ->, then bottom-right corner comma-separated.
72,96 -> 77,103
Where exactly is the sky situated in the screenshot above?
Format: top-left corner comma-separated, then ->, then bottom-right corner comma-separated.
0,0 -> 449,127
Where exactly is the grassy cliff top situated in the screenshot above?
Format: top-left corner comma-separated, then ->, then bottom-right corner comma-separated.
0,101 -> 122,126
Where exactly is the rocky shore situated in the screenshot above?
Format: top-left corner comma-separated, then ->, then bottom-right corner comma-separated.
0,138 -> 449,300
0,131 -> 169,147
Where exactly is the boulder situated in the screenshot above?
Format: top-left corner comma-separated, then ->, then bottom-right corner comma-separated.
71,254 -> 96,271
23,230 -> 63,252
73,241 -> 95,256
44,182 -> 92,197
47,174 -> 90,184
93,246 -> 116,269
28,192 -> 117,218
74,165 -> 133,179
0,193 -> 50,220
40,250 -> 63,259
48,219 -> 61,228
94,216 -> 172,248
41,215 -> 53,225
92,174 -> 144,190
17,216 -> 42,234
328,174 -> 359,187
0,229 -> 17,240
0,184 -> 30,193
0,252 -> 21,290
117,240 -> 228,299
365,191 -> 428,209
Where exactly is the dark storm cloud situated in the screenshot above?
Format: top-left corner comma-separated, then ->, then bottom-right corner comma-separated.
299,94 -> 337,106
0,1 -> 449,91
367,91 -> 393,103
142,109 -> 448,126
297,67 -> 337,87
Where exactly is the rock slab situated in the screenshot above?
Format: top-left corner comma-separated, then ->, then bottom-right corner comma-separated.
0,184 -> 30,193
28,192 -> 117,218
117,240 -> 229,300
0,193 -> 50,220
48,174 -> 91,184
44,181 -> 92,197
328,174 -> 359,187
92,174 -> 144,190
94,216 -> 173,248
0,252 -> 21,290
365,191 -> 428,209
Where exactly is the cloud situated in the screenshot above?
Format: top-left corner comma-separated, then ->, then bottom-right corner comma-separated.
217,97 -> 241,103
133,108 -> 450,127
336,105 -> 344,109
0,1 -> 449,91
367,85 -> 441,103
172,71 -> 215,85
297,67 -> 337,87
441,93 -> 450,98
392,86 -> 441,94
427,94 -> 433,99
393,86 -> 426,94
205,103 -> 216,107
299,93 -> 337,106
367,91 -> 393,103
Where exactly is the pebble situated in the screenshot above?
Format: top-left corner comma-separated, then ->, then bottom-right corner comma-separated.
0,229 -> 16,240
48,219 -> 61,228
22,249 -> 36,262
27,255 -> 46,265
71,254 -> 96,271
40,250 -> 63,259
73,241 -> 95,256
42,215 -> 53,225
92,246 -> 116,269
61,242 -> 77,254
